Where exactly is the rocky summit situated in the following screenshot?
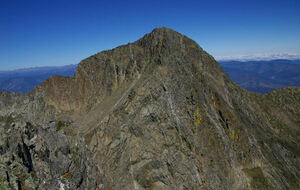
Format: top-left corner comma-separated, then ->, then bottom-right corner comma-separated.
0,27 -> 299,190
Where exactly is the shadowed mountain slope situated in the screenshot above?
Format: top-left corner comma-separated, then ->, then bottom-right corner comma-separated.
219,60 -> 300,93
0,28 -> 299,189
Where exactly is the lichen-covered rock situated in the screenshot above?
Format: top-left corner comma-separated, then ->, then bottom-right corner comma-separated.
0,115 -> 103,189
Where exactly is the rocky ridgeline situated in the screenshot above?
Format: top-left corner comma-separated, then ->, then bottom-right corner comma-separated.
0,28 -> 299,189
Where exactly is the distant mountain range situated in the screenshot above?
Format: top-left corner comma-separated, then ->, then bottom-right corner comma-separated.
215,52 -> 300,61
219,59 -> 300,93
0,64 -> 77,94
0,59 -> 299,94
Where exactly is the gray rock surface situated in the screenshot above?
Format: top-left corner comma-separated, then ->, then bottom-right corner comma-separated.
0,115 -> 103,189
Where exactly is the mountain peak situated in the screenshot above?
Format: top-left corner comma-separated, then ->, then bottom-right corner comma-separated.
0,28 -> 299,189
149,27 -> 181,36
137,27 -> 196,51
36,27 -> 224,112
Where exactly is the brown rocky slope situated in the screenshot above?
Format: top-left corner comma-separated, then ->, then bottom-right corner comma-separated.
0,27 -> 299,189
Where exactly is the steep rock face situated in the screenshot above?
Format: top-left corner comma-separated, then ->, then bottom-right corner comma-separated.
39,28 -> 226,113
0,28 -> 299,189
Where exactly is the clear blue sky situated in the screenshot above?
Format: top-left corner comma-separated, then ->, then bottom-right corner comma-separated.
0,0 -> 300,70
